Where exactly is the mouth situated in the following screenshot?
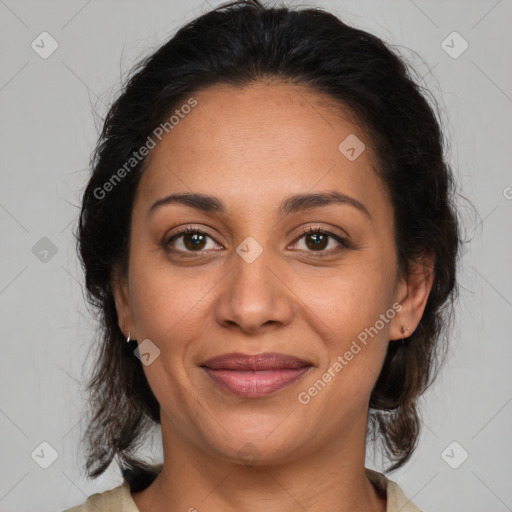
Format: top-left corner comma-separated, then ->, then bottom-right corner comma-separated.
200,352 -> 313,398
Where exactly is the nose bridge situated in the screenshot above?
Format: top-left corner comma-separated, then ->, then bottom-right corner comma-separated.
234,235 -> 273,294
214,235 -> 293,332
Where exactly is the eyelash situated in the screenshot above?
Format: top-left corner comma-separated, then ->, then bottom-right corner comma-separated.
162,225 -> 351,257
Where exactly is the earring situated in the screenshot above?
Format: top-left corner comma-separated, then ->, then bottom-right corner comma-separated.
126,330 -> 131,343
400,325 -> 411,340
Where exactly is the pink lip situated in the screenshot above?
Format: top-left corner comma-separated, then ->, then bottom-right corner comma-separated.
203,367 -> 311,397
200,352 -> 312,398
201,352 -> 311,370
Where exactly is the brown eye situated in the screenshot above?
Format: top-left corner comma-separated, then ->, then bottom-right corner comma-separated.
293,227 -> 350,254
182,232 -> 207,251
304,232 -> 329,251
164,228 -> 220,254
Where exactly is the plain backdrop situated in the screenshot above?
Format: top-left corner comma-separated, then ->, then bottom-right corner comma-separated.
1,1 -> 511,511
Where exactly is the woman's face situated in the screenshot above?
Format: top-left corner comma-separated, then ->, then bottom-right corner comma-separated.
113,81 -> 429,465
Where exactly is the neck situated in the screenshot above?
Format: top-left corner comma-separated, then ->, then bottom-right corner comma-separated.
131,412 -> 386,512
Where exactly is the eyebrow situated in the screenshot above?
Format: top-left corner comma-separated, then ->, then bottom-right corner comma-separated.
148,191 -> 371,219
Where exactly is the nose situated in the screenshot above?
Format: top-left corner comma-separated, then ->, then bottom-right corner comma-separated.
213,244 -> 294,334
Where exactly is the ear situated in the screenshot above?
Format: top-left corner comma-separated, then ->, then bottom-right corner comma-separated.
111,267 -> 136,340
389,251 -> 435,341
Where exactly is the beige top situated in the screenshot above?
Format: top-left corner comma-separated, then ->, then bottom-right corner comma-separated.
63,467 -> 421,512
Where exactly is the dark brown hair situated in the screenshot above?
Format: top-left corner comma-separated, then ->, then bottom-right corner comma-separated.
76,0 -> 462,482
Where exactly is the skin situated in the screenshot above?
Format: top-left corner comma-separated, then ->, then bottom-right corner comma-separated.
112,81 -> 434,512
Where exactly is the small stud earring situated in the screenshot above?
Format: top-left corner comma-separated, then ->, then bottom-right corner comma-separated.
400,325 -> 411,340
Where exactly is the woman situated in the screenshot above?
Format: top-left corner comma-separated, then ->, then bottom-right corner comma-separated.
65,0 -> 461,511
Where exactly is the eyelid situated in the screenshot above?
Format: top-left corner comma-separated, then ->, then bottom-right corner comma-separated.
290,225 -> 351,252
163,223 -> 351,255
164,225 -> 223,249
293,224 -> 349,242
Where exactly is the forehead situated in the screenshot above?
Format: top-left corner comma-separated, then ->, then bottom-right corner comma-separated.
135,81 -> 390,221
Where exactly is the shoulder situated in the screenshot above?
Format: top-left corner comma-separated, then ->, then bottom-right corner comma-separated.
62,463 -> 163,512
365,468 -> 423,512
62,480 -> 139,512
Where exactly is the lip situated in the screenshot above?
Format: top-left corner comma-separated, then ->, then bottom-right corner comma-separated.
200,352 -> 313,398
201,352 -> 312,370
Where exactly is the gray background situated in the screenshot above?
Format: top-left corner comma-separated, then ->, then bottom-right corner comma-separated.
1,0 -> 511,511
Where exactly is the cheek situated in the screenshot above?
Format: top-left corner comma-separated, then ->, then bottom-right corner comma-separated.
299,258 -> 393,334
293,256 -> 394,398
128,261 -> 205,405
128,254 -> 209,344
296,278 -> 392,421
